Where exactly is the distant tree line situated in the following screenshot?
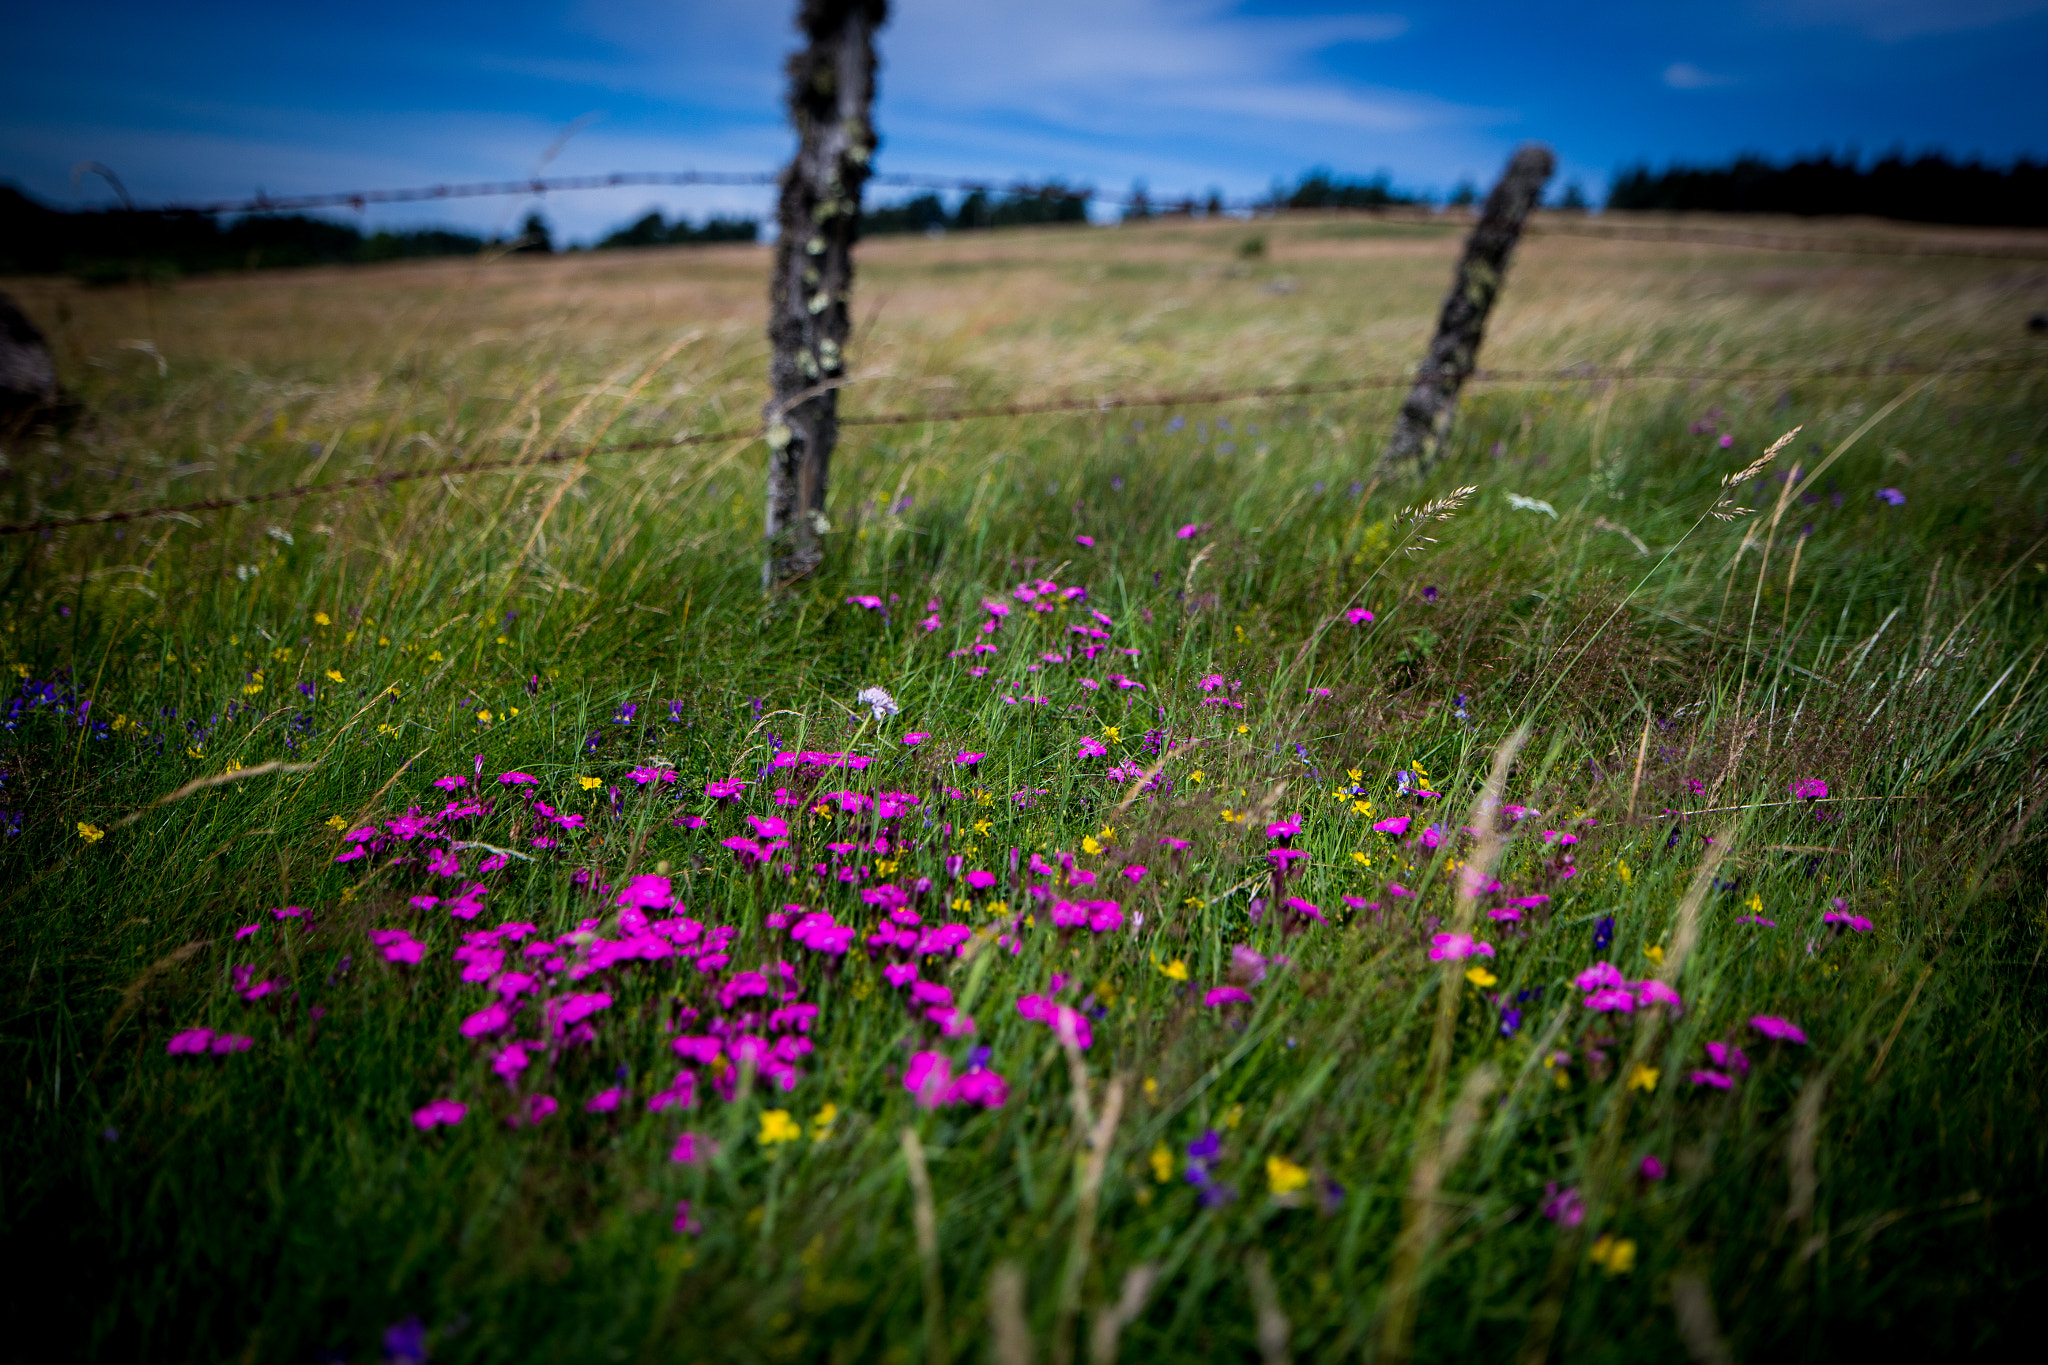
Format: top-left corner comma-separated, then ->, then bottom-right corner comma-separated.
1606,152 -> 2048,227
0,187 -> 763,281
863,183 -> 1090,235
595,211 -> 760,248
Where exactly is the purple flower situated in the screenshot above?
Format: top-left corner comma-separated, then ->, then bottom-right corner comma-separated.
1640,1154 -> 1667,1180
1343,607 -> 1375,625
1790,778 -> 1828,801
1539,1182 -> 1584,1227
383,1315 -> 429,1365
1373,815 -> 1411,836
1428,932 -> 1494,962
1203,986 -> 1253,1007
1876,488 -> 1905,506
413,1099 -> 467,1130
1750,1014 -> 1808,1044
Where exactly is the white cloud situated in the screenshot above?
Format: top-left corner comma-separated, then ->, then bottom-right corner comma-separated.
1764,0 -> 2048,41
1662,61 -> 1737,89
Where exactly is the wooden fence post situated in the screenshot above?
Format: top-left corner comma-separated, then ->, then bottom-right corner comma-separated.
1378,144 -> 1554,476
764,0 -> 888,585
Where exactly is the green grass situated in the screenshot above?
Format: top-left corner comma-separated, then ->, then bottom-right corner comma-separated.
3,214 -> 2048,1363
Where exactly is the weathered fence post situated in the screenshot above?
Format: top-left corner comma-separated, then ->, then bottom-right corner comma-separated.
764,0 -> 888,585
1378,144 -> 1554,476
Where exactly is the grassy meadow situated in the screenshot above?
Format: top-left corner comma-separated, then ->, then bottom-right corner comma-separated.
4,211 -> 2048,1362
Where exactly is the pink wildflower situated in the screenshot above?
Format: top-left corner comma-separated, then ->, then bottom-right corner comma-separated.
1343,608 -> 1375,625
413,1099 -> 467,1129
1750,1015 -> 1808,1044
1428,933 -> 1494,961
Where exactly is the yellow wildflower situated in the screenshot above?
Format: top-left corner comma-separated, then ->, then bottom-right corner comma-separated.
1465,966 -> 1498,988
476,709 -> 493,724
809,1103 -> 838,1141
758,1110 -> 801,1146
1102,725 -> 1121,743
325,669 -> 344,683
1351,851 -> 1369,865
1082,835 -> 1103,856
1626,1065 -> 1660,1093
579,776 -> 603,791
874,860 -> 898,875
1150,1141 -> 1174,1183
1347,768 -> 1363,781
1615,859 -> 1634,885
1160,958 -> 1189,982
1143,1076 -> 1159,1102
326,815 -> 348,830
1643,944 -> 1665,965
77,822 -> 105,843
1266,1155 -> 1310,1197
314,611 -> 331,626
974,818 -> 993,835
1236,724 -> 1249,734
1223,1103 -> 1245,1130
1353,800 -> 1372,816
1189,769 -> 1205,785
1588,1235 -> 1637,1275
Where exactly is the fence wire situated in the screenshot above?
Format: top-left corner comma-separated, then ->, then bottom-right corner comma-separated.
5,354 -> 2040,540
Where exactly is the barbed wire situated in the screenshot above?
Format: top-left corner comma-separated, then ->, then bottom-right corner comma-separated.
82,170 -> 2048,261
5,353 -> 2038,540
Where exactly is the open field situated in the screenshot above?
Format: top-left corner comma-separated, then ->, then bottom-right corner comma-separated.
4,211 -> 2048,1362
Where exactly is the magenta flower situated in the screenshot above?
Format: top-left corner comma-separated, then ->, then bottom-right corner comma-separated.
670,1131 -> 715,1165
1539,1183 -> 1584,1227
1075,533 -> 1095,547
1822,906 -> 1873,933
1582,988 -> 1636,1013
1343,608 -> 1375,625
460,1003 -> 513,1038
616,874 -> 675,911
1373,815 -> 1411,835
167,1028 -> 215,1055
673,1200 -> 701,1235
954,751 -> 984,767
1750,1014 -> 1808,1044
1266,814 -> 1303,839
704,779 -> 748,800
433,775 -> 468,791
1573,962 -> 1625,991
1017,994 -> 1093,1050
1159,836 -> 1191,851
1688,1070 -> 1733,1090
1282,896 -> 1328,927
965,869 -> 998,891
748,814 -> 789,839
413,1099 -> 467,1130
1704,1041 -> 1750,1074
496,772 -> 538,785
1635,980 -> 1684,1011
586,1087 -> 623,1113
1176,523 -> 1201,539
1203,986 -> 1253,1008
1078,736 -> 1108,758
1428,933 -> 1494,961
844,595 -> 884,610
1265,847 -> 1311,871
1122,864 -> 1148,883
1640,1154 -> 1667,1180
1789,778 -> 1828,801
233,923 -> 260,941
903,732 -> 929,746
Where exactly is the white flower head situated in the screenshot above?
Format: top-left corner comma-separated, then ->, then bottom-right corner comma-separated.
857,686 -> 900,721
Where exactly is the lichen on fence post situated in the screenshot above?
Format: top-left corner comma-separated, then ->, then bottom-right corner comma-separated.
1379,144 -> 1555,477
764,0 -> 888,586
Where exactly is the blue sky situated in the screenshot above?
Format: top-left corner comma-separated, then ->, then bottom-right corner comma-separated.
3,0 -> 2044,242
